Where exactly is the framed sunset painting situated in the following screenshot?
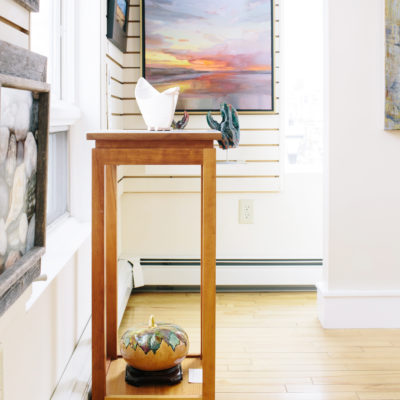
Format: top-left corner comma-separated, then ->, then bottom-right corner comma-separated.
142,0 -> 274,112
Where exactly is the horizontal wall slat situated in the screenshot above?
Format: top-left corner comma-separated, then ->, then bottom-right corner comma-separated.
127,21 -> 140,37
128,7 -> 140,21
239,131 -> 280,145
216,146 -> 279,161
123,68 -> 140,83
110,97 -> 123,114
122,162 -> 280,177
122,106 -> 282,127
0,0 -> 29,31
0,21 -> 28,48
107,41 -> 124,66
127,37 -> 141,53
123,83 -> 136,98
123,114 -> 280,130
123,53 -> 141,68
110,79 -> 123,99
107,57 -> 124,81
123,99 -> 139,114
108,115 -> 124,129
122,177 -> 280,193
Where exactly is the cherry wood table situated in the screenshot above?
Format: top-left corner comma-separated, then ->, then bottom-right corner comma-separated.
87,130 -> 221,400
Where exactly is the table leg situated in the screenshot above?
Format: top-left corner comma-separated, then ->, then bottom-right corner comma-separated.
105,164 -> 118,359
200,164 -> 204,359
201,148 -> 216,400
91,150 -> 106,400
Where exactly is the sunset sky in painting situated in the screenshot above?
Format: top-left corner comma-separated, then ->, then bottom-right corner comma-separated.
144,0 -> 272,73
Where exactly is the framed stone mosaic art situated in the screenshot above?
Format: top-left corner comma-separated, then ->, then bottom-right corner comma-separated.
0,41 -> 49,316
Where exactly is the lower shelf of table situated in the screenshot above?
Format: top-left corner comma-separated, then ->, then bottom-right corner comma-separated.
105,356 -> 203,399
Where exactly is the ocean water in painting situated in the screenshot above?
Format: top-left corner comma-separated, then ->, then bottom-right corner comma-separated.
144,0 -> 273,111
385,0 -> 400,129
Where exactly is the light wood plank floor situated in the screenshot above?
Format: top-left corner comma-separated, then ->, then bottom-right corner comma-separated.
119,292 -> 400,400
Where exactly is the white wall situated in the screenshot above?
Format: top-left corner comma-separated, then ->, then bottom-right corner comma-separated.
319,0 -> 400,328
122,173 -> 322,259
0,237 -> 91,400
0,0 -> 105,398
120,0 -> 324,284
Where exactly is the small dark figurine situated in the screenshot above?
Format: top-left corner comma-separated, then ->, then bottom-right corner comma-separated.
206,103 -> 240,149
171,111 -> 189,129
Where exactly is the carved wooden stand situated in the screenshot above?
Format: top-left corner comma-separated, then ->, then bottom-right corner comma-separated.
87,130 -> 220,400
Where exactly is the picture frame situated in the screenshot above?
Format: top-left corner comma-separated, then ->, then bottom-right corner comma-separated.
385,0 -> 400,130
107,0 -> 130,52
0,40 -> 49,316
141,0 -> 275,113
13,0 -> 39,12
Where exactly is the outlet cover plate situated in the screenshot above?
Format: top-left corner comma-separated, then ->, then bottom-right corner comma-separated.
239,199 -> 254,224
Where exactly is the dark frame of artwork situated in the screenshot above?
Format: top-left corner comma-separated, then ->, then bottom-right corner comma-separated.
385,0 -> 400,130
13,0 -> 39,12
107,0 -> 130,52
0,40 -> 49,316
141,0 -> 275,113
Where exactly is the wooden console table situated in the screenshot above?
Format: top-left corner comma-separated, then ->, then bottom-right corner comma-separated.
87,130 -> 221,400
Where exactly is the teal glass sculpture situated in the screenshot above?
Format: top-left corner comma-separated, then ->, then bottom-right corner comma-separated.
206,103 -> 240,149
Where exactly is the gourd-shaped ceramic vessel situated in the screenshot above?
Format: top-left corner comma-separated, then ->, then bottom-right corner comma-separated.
135,77 -> 179,131
120,315 -> 189,371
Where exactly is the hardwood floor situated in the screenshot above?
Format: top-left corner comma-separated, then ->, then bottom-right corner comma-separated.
119,292 -> 400,400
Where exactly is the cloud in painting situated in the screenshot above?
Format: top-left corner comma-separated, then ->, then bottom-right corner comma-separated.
145,0 -> 272,72
145,0 -> 205,23
143,0 -> 274,111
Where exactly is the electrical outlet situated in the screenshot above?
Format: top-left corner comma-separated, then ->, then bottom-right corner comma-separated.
239,199 -> 254,224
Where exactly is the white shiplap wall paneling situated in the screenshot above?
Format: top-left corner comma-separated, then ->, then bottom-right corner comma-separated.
0,21 -> 28,48
123,68 -> 140,84
0,0 -> 30,49
0,0 -> 30,30
123,162 -> 280,177
123,114 -> 281,130
118,0 -> 281,193
127,21 -> 140,37
106,40 -> 125,127
122,177 -> 279,193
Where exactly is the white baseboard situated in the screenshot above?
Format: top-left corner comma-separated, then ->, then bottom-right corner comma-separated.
317,282 -> 400,328
142,265 -> 322,286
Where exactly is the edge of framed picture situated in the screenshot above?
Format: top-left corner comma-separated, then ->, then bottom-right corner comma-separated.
13,0 -> 39,12
0,40 -> 50,317
141,0 -> 275,114
107,0 -> 130,53
385,0 -> 400,130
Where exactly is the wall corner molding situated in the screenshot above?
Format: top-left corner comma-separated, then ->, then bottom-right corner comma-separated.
317,282 -> 400,328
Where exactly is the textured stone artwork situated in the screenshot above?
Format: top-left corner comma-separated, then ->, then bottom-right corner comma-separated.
385,0 -> 400,129
0,88 -> 37,274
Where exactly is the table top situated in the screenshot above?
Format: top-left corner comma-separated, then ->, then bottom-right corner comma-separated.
87,129 -> 222,141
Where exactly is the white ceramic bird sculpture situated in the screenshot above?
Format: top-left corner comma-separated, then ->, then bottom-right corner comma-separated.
135,77 -> 180,131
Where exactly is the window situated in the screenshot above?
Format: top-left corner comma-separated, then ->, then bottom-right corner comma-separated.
46,129 -> 69,225
30,0 -> 77,225
283,0 -> 323,172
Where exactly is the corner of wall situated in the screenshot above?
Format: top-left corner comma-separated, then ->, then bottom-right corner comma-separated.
317,282 -> 400,328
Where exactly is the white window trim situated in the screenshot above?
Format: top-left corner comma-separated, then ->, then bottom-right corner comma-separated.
50,100 -> 80,128
27,0 -> 87,310
26,217 -> 91,311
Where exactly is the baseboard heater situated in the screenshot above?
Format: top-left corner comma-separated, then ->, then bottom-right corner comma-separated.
134,258 -> 323,290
